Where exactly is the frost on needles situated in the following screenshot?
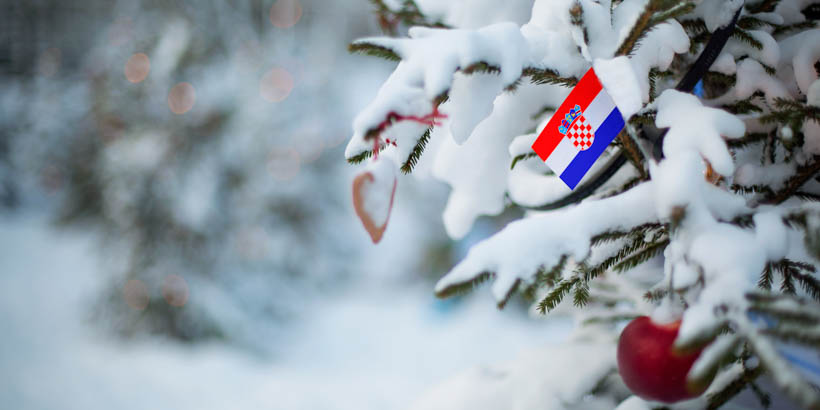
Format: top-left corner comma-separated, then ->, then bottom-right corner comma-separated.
348,0 -> 820,409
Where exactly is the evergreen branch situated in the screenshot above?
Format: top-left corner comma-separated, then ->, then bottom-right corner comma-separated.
617,129 -> 647,178
584,234 -> 658,281
644,287 -> 668,302
435,271 -> 494,299
400,127 -> 433,174
738,15 -> 776,30
794,270 -> 820,302
703,71 -> 737,91
573,280 -> 590,307
348,42 -> 401,61
496,279 -> 521,310
613,239 -> 669,273
590,223 -> 665,246
616,0 -> 693,56
763,156 -> 820,205
705,365 -> 766,410
629,110 -> 656,126
729,213 -> 756,228
721,98 -> 764,115
600,176 -> 643,199
681,19 -> 708,35
748,292 -> 820,323
369,0 -> 448,35
732,29 -> 764,50
462,61 -> 501,76
773,20 -> 817,36
346,148 -> 377,164
766,259 -> 819,299
781,270 -> 797,294
537,276 -> 580,314
748,381 -> 772,409
759,262 -> 774,290
749,305 -> 820,325
731,184 -> 775,197
760,98 -> 820,127
510,153 -> 538,170
570,1 -> 590,49
762,326 -> 820,345
747,0 -> 781,14
649,2 -> 696,26
522,256 -> 568,301
522,67 -> 579,87
794,191 -> 820,202
615,1 -> 654,56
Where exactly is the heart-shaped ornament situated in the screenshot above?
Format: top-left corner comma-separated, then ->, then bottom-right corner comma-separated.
352,158 -> 397,244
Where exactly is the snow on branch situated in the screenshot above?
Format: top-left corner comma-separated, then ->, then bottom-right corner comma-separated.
435,182 -> 658,304
345,23 -> 529,166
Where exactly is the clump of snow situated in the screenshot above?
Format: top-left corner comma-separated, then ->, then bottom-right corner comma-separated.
656,90 -> 745,177
627,21 -> 690,103
508,133 -> 540,158
436,182 -> 657,302
594,56 -> 643,119
447,73 -> 506,144
650,298 -> 683,325
733,59 -> 790,105
805,80 -> 820,153
433,83 -> 563,239
803,120 -> 820,155
709,52 -> 737,75
775,0 -> 816,25
725,30 -> 780,69
346,23 -> 530,162
733,162 -> 797,191
691,0 -> 744,32
778,29 -> 820,95
808,80 -> 820,107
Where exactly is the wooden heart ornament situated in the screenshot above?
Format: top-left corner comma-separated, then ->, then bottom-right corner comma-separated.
352,158 -> 397,244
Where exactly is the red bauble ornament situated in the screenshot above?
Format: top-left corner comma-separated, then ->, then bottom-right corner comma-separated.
617,316 -> 713,403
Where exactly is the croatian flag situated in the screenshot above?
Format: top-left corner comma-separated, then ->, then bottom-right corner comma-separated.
531,68 -> 625,190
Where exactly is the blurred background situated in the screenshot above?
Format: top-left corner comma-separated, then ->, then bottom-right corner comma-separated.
0,1 -> 570,408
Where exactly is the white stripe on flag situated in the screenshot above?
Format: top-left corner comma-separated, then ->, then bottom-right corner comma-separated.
545,134 -> 578,175
583,90 -> 617,130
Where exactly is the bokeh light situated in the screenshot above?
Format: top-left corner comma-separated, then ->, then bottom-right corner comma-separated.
124,53 -> 150,83
269,0 -> 303,29
38,48 -> 61,78
168,82 -> 196,114
123,279 -> 149,311
161,275 -> 189,307
259,67 -> 295,103
267,147 -> 301,181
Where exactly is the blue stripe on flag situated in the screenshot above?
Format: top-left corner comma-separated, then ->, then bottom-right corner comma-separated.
559,109 -> 624,189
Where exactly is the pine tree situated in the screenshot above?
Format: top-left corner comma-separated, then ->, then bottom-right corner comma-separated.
1,0 -> 375,348
347,0 -> 820,408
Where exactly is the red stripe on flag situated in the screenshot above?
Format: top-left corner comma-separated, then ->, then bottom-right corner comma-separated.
531,68 -> 603,161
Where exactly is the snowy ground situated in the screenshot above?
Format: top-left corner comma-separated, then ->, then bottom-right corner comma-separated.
0,213 -> 571,410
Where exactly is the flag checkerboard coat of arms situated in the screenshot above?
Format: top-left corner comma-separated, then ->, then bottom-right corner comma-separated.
531,68 -> 625,190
